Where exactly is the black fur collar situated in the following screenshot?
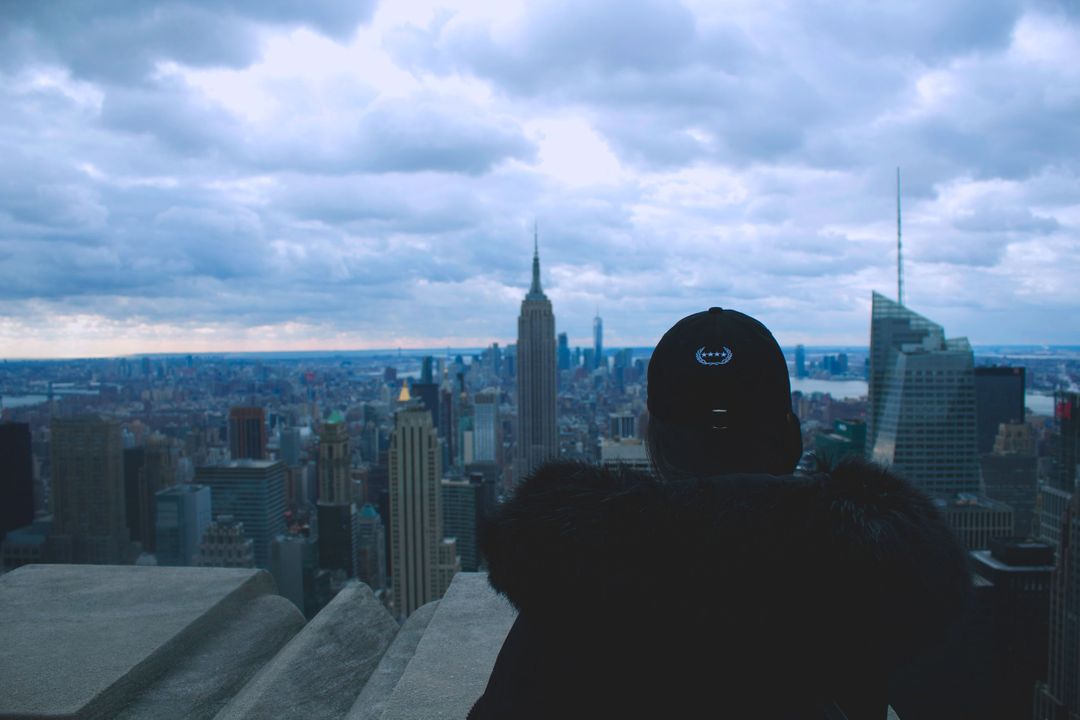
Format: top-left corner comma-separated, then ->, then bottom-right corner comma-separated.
479,458 -> 970,683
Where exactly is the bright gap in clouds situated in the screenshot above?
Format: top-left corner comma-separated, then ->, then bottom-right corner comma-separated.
526,117 -> 624,187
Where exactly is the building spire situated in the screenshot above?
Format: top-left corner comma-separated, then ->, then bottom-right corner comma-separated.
897,166 -> 904,307
529,221 -> 543,297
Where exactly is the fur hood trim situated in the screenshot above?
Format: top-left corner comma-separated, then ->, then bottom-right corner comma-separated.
480,458 -> 970,674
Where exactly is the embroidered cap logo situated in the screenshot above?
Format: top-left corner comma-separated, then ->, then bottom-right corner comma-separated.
695,346 -> 733,366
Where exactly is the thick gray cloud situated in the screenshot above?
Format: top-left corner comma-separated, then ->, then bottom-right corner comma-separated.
0,0 -> 1077,355
0,1 -> 377,82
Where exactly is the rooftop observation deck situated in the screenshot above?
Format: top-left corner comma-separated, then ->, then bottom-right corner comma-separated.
0,566 -> 900,719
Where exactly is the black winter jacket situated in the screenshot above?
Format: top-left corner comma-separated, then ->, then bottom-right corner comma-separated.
469,459 -> 970,719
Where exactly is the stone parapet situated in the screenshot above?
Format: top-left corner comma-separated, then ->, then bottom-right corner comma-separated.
0,564 -> 304,720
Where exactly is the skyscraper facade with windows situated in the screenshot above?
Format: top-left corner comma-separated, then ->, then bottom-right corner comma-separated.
868,293 -> 980,496
193,460 -> 286,568
515,234 -> 557,483
472,391 -> 498,463
317,414 -> 350,504
390,405 -> 457,618
0,422 -> 34,543
48,416 -> 131,564
229,406 -> 267,460
593,312 -> 603,370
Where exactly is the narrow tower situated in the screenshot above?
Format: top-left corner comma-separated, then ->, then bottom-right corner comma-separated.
897,167 -> 904,307
515,225 -> 558,483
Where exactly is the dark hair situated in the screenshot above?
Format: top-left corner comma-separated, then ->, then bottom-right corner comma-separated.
646,413 -> 802,480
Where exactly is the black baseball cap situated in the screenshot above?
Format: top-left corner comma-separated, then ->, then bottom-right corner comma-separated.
647,307 -> 793,434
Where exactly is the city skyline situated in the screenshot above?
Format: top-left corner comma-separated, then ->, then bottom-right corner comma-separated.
1,1 -> 1078,358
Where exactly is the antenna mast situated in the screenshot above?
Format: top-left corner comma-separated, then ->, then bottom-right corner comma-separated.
897,167 -> 903,306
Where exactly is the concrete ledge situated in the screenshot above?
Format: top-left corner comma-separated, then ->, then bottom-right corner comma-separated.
378,573 -> 517,720
0,564 -> 293,720
215,582 -> 399,720
347,600 -> 439,720
114,594 -> 304,720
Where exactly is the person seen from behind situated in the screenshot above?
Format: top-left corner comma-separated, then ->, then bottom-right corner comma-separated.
469,307 -> 969,719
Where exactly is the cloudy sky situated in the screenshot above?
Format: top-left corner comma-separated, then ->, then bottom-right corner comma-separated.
1,0 -> 1078,358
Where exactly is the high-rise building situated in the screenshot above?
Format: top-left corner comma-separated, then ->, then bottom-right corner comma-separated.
154,484 -> 211,566
974,367 -> 1026,455
48,416 -> 131,564
472,391 -> 499,464
316,501 -> 357,578
195,515 -> 255,568
515,231 -> 558,482
593,311 -> 603,370
356,503 -> 387,591
229,406 -> 267,460
1035,496 -> 1080,719
317,414 -> 350,504
868,293 -> 980,496
389,405 -> 457,618
1039,393 -> 1080,553
279,426 -> 302,466
0,422 -> 34,543
795,344 -> 807,379
193,460 -> 286,568
123,444 -> 173,553
557,332 -> 570,371
969,539 -> 1053,720
270,532 -> 319,616
440,474 -> 494,572
981,423 -> 1038,537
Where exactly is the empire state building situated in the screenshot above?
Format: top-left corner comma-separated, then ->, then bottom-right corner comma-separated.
515,229 -> 558,482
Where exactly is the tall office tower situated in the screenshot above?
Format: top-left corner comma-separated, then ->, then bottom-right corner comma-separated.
229,406 -> 267,460
48,416 -> 131,564
593,311 -> 603,370
270,532 -> 319,616
473,391 -> 499,463
389,405 -> 457,618
969,539 -> 1054,720
317,414 -> 350,504
154,484 -> 211,566
279,426 -> 302,466
869,292 -> 980,495
557,332 -> 570,371
123,443 -> 173,553
356,503 -> 387,591
974,366 -> 1026,454
440,473 -> 494,572
194,515 -> 255,568
795,344 -> 807,379
515,232 -> 558,483
411,383 -> 440,430
317,501 -> 357,578
1035,497 -> 1080,719
193,460 -> 286,568
1039,392 -> 1080,552
0,422 -> 34,543
981,423 -> 1038,537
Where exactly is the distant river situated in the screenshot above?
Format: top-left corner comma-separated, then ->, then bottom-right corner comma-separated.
789,378 -> 1056,417
1,394 -> 48,409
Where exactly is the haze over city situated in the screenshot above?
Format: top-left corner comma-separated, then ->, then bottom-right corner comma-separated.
1,0 -> 1078,357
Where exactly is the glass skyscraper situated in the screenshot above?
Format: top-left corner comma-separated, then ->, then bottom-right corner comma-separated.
868,292 -> 980,496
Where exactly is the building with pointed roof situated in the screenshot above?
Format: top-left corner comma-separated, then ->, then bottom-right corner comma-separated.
868,292 -> 980,496
515,226 -> 558,483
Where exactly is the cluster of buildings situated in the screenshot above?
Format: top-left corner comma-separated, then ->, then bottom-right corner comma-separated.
2,239 -> 1080,716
